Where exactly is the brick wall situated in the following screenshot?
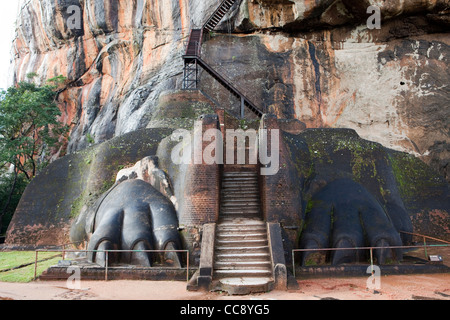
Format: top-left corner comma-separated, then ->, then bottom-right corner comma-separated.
259,114 -> 303,259
180,114 -> 221,227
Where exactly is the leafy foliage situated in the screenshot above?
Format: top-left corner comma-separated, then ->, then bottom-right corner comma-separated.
0,75 -> 69,234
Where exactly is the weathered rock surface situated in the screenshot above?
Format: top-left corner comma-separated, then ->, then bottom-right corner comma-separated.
11,0 -> 449,181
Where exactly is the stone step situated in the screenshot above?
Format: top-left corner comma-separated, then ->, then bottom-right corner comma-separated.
221,202 -> 260,208
221,194 -> 259,200
222,176 -> 258,182
220,213 -> 261,218
222,186 -> 258,190
217,222 -> 266,230
222,198 -> 260,203
219,218 -> 261,224
215,245 -> 270,254
221,185 -> 259,194
220,217 -> 261,222
216,229 -> 266,235
221,202 -> 260,206
217,223 -> 265,230
212,277 -> 274,295
221,194 -> 259,199
216,239 -> 268,247
215,252 -> 271,262
223,174 -> 257,178
221,188 -> 259,193
223,172 -> 258,177
220,205 -> 260,212
222,182 -> 258,187
220,214 -> 261,219
222,192 -> 261,201
221,206 -> 260,211
222,181 -> 258,186
222,180 -> 258,184
214,261 -> 272,270
213,269 -> 273,279
216,232 -> 267,240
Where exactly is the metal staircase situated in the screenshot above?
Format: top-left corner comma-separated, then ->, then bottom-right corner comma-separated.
203,0 -> 239,32
182,0 -> 264,118
182,29 -> 202,90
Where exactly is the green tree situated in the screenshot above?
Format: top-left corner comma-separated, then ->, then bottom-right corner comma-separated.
0,75 -> 69,234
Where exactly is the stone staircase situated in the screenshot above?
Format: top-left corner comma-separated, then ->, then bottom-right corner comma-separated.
211,168 -> 274,294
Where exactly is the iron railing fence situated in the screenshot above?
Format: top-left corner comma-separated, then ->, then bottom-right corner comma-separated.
34,249 -> 190,282
292,243 -> 450,278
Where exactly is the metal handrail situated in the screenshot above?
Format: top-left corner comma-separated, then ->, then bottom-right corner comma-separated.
34,249 -> 190,282
205,60 -> 268,114
400,231 -> 450,244
291,243 -> 450,278
195,56 -> 265,117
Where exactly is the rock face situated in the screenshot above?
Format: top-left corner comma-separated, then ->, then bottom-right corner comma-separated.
11,0 -> 449,180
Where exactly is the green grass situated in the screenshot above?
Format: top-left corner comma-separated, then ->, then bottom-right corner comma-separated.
0,251 -> 62,283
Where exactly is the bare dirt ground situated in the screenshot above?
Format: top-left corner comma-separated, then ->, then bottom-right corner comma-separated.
0,273 -> 449,300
